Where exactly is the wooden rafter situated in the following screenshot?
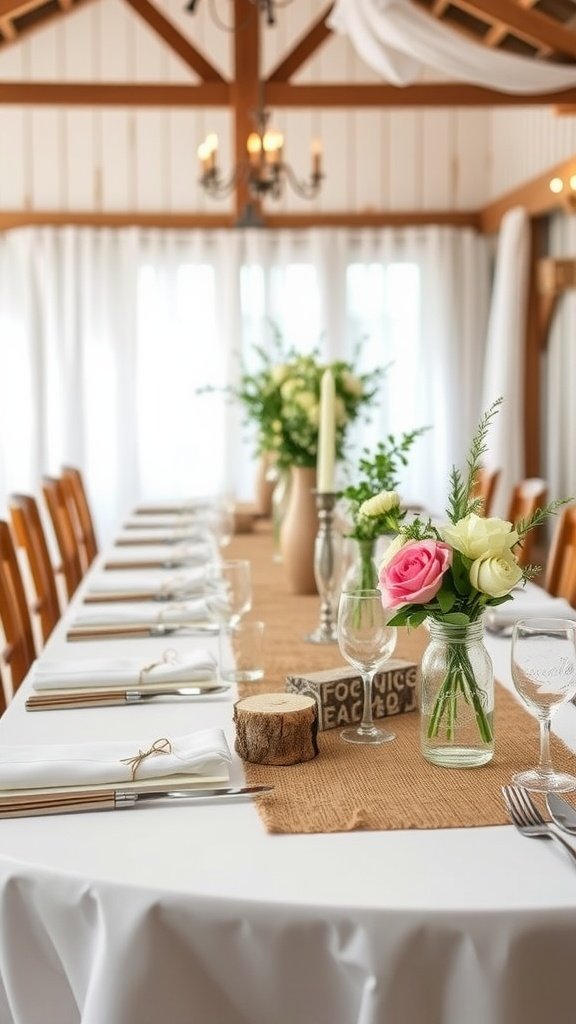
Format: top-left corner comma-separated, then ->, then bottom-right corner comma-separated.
123,0 -> 226,82
455,0 -> 576,59
483,0 -> 540,50
267,3 -> 334,83
0,82 -> 230,104
4,80 -> 576,108
0,16 -> 16,37
0,0 -> 46,18
480,153 -> 576,233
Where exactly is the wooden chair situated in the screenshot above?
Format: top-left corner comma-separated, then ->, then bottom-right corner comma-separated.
545,504 -> 576,606
9,494 -> 61,644
61,465 -> 99,568
0,520 -> 36,697
472,467 -> 501,517
42,476 -> 84,599
506,478 -> 548,568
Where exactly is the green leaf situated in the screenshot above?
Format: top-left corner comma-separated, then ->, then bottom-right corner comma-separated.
387,608 -> 412,627
406,609 -> 429,629
441,612 -> 471,625
436,588 -> 456,613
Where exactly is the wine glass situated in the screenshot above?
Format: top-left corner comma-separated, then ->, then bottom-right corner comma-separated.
337,589 -> 397,745
205,559 -> 252,627
511,617 -> 576,792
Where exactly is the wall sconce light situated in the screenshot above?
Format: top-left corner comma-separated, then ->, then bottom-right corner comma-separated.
549,175 -> 576,209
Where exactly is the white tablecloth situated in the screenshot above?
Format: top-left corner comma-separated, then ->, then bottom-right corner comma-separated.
0,564 -> 576,1024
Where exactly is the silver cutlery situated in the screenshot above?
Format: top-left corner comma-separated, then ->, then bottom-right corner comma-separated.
83,591 -> 197,604
546,792 -> 576,834
0,784 -> 274,818
67,622 -> 219,641
26,684 -> 230,711
104,559 -> 202,570
502,784 -> 576,866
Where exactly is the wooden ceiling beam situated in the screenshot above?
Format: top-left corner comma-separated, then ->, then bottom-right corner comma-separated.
0,16 -> 16,37
455,0 -> 576,59
0,82 -> 230,104
266,82 -> 576,107
480,154 -> 576,233
0,209 -> 482,230
4,80 -> 576,108
122,0 -> 226,82
266,3 -> 334,83
0,0 -> 47,18
483,0 -> 539,49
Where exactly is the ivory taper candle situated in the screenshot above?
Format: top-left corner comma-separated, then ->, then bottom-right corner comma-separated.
317,369 -> 336,492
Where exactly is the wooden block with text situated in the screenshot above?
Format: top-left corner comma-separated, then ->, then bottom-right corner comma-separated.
285,659 -> 418,732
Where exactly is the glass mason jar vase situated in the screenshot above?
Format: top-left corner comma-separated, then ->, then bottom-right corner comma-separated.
420,618 -> 494,768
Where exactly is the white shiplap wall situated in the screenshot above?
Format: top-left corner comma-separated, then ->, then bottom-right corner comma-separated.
2,0 -> 573,214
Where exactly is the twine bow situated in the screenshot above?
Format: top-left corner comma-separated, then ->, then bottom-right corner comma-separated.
138,648 -> 178,685
121,737 -> 172,781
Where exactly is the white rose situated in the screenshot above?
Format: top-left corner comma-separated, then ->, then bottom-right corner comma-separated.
294,390 -> 315,412
334,397 -> 347,426
280,378 -> 299,401
359,491 -> 400,518
377,533 -> 406,571
341,370 -> 363,398
441,513 -> 518,560
271,364 -> 288,384
469,551 -> 523,598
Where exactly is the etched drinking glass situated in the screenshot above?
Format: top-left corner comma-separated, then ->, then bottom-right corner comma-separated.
511,617 -> 576,792
336,589 -> 397,745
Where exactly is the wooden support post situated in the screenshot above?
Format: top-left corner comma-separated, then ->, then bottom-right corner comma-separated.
232,0 -> 261,225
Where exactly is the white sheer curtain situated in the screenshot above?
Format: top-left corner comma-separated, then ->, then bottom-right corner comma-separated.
546,214 -> 576,508
480,207 -> 530,517
0,225 -> 491,540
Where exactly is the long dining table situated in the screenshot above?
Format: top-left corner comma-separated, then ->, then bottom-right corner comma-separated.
0,517 -> 576,1024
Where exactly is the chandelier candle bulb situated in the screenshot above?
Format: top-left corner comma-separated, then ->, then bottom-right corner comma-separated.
312,139 -> 322,177
317,369 -> 336,493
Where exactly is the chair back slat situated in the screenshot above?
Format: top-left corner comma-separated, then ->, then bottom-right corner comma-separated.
42,477 -> 84,599
545,505 -> 576,605
472,467 -> 500,517
0,521 -> 35,695
506,478 -> 548,568
9,494 -> 61,643
61,466 -> 99,568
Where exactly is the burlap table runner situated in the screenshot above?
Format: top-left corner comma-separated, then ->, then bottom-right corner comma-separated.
228,526 -> 576,835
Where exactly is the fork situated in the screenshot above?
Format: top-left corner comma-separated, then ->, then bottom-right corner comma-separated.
502,784 -> 576,867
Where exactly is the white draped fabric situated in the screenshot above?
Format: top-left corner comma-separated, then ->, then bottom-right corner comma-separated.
546,214 -> 576,508
0,225 -> 490,540
481,208 -> 530,517
329,0 -> 576,91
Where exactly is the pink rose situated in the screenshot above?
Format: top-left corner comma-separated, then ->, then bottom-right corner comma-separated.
378,539 -> 452,609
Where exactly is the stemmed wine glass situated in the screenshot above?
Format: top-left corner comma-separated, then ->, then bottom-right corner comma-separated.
511,617 -> 576,792
205,559 -> 252,627
337,589 -> 397,745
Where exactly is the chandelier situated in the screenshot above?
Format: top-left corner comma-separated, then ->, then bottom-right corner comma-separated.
197,107 -> 323,202
185,0 -> 291,27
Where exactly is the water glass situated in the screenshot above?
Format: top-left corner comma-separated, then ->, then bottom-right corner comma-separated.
219,620 -> 265,683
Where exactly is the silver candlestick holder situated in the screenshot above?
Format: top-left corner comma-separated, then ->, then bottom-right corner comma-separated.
305,491 -> 342,644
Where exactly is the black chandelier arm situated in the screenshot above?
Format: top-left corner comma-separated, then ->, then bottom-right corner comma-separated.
199,162 -> 246,198
280,161 -> 323,200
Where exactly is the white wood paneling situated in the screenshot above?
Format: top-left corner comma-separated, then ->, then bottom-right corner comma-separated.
456,109 -> 489,208
489,107 -> 576,199
421,110 -> 454,209
388,109 -> 421,209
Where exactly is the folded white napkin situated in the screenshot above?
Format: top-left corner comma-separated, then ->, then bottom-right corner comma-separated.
31,649 -> 217,690
73,598 -> 210,627
109,542 -> 212,566
127,514 -> 199,529
116,527 -> 209,544
87,568 -> 207,597
0,728 -> 231,789
485,596 -> 576,630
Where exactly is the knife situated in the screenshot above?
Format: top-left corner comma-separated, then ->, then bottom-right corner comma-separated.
546,793 -> 576,833
83,592 -> 186,604
104,559 -> 202,570
67,622 -> 219,641
0,785 -> 274,818
115,537 -> 203,547
26,684 -> 230,711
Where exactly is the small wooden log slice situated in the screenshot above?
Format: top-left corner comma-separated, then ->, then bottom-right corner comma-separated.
234,692 -> 319,765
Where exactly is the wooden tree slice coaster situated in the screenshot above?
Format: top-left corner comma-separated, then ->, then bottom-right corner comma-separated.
234,693 -> 319,766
